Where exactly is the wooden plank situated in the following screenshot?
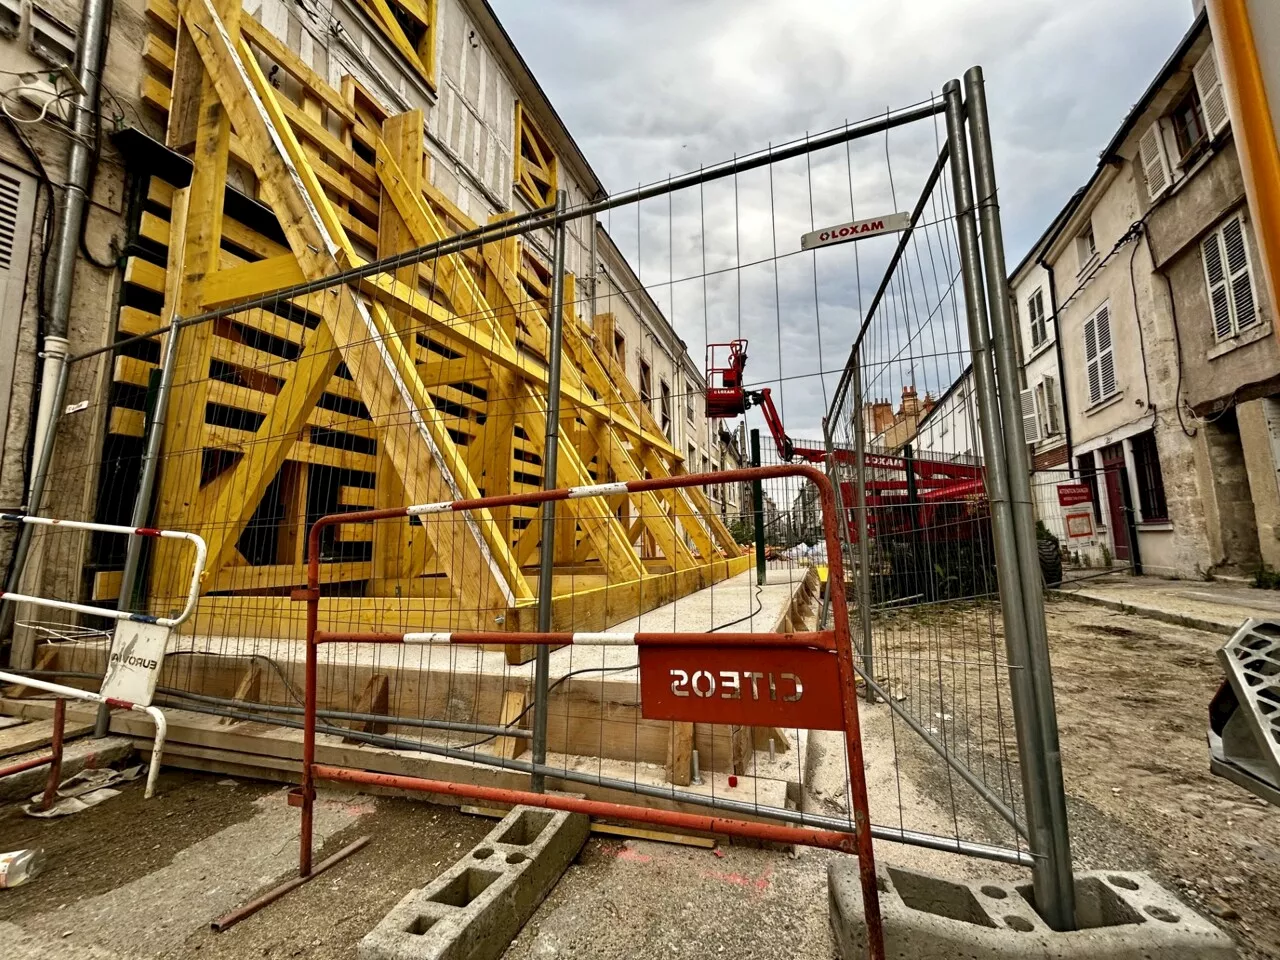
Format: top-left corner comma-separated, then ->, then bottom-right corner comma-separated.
335,522 -> 374,542
666,721 -> 693,787
492,690 -> 526,761
124,256 -> 167,293
204,425 -> 377,473
0,717 -> 93,757
92,569 -> 124,601
339,486 -> 376,506
146,0 -> 177,31
141,71 -> 172,112
109,406 -> 147,437
341,674 -> 388,743
119,305 -> 163,338
200,253 -> 307,306
207,380 -> 375,438
114,355 -> 155,388
208,561 -> 371,593
219,664 -> 261,724
144,33 -> 175,73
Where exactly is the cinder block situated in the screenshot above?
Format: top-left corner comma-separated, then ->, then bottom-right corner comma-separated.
359,805 -> 589,960
829,862 -> 1236,959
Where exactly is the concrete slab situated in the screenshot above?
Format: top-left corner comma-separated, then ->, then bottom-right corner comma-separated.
0,736 -> 133,802
829,862 -> 1236,959
359,804 -> 589,960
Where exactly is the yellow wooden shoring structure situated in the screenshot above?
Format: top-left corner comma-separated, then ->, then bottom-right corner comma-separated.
121,0 -> 747,646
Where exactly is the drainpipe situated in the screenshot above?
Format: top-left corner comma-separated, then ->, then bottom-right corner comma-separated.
1038,256 -> 1075,478
43,0 -> 111,373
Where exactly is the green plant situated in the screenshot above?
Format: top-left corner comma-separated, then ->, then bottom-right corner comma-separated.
1254,564 -> 1280,590
1101,544 -> 1113,569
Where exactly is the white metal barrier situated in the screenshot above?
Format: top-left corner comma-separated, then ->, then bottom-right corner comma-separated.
0,515 -> 207,798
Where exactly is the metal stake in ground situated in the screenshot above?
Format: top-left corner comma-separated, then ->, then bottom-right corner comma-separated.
850,352 -> 875,701
943,77 -> 1075,930
532,189 -> 570,794
964,64 -> 1076,929
751,428 -> 766,586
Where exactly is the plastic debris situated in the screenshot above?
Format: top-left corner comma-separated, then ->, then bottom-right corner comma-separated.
0,849 -> 46,888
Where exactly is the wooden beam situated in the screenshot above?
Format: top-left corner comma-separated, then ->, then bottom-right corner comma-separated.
177,0 -> 520,608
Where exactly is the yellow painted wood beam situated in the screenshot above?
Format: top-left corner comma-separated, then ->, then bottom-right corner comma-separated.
177,0 -> 521,606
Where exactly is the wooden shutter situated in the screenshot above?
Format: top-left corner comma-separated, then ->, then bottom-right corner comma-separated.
1084,313 -> 1101,405
1222,215 -> 1258,331
1096,304 -> 1116,398
1202,228 -> 1234,339
1020,388 -> 1041,444
1139,121 -> 1172,201
1194,46 -> 1231,138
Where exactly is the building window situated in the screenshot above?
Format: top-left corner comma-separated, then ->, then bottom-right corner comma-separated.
686,385 -> 695,422
1076,224 -> 1097,272
660,380 -> 672,437
1130,431 -> 1168,522
614,331 -> 626,376
1202,213 -> 1259,341
1170,85 -> 1208,166
514,101 -> 558,207
639,359 -> 651,405
1036,375 -> 1062,438
1027,287 -> 1047,349
354,0 -> 437,88
1077,452 -> 1103,524
1083,302 -> 1117,405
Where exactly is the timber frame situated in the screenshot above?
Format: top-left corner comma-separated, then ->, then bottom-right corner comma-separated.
112,0 -> 748,655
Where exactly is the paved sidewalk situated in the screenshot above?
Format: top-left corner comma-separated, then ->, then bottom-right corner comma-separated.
1052,572 -> 1280,634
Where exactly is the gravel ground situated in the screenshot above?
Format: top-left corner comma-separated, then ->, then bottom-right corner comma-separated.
1,594 -> 1275,958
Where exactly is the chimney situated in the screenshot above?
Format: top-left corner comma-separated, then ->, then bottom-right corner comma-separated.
899,385 -> 920,418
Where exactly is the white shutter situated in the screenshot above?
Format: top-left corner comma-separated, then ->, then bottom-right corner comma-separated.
1021,388 -> 1041,444
1084,314 -> 1101,405
1202,229 -> 1234,339
1194,46 -> 1231,138
1139,120 -> 1172,201
1096,305 -> 1117,398
1044,374 -> 1061,435
1222,215 -> 1258,331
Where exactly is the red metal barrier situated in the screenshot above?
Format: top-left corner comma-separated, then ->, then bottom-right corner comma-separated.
216,466 -> 885,959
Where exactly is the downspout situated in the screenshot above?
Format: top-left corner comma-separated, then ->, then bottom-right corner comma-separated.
1038,255 -> 1075,477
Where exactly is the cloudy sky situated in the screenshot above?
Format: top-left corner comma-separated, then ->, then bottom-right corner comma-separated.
489,0 -> 1194,442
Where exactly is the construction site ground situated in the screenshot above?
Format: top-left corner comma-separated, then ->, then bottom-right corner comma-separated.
1,594 -> 1277,959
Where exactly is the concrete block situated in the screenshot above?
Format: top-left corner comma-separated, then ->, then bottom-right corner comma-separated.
0,736 -> 134,802
829,862 -> 1236,959
359,805 -> 589,960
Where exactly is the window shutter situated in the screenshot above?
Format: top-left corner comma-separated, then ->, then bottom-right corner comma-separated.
1020,388 -> 1041,444
1084,314 -> 1101,405
0,165 -> 35,458
1096,305 -> 1117,398
1044,374 -> 1061,435
1139,120 -> 1172,201
1202,229 -> 1235,339
1222,215 -> 1258,331
1194,47 -> 1231,137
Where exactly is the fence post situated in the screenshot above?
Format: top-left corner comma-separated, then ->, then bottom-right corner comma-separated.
964,65 -> 1076,928
1,359 -> 70,661
93,322 -> 184,736
531,189 -> 569,793
943,77 -> 1076,929
750,429 -> 766,586
849,352 -> 876,701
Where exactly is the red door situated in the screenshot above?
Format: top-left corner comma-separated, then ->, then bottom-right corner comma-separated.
1100,443 -> 1130,562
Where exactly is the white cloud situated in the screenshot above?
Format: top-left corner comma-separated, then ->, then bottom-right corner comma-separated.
489,0 -> 1192,441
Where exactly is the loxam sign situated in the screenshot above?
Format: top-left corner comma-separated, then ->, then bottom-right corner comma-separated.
801,211 -> 911,251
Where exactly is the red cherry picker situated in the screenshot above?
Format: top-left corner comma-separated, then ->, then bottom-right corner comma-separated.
705,340 -> 986,543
